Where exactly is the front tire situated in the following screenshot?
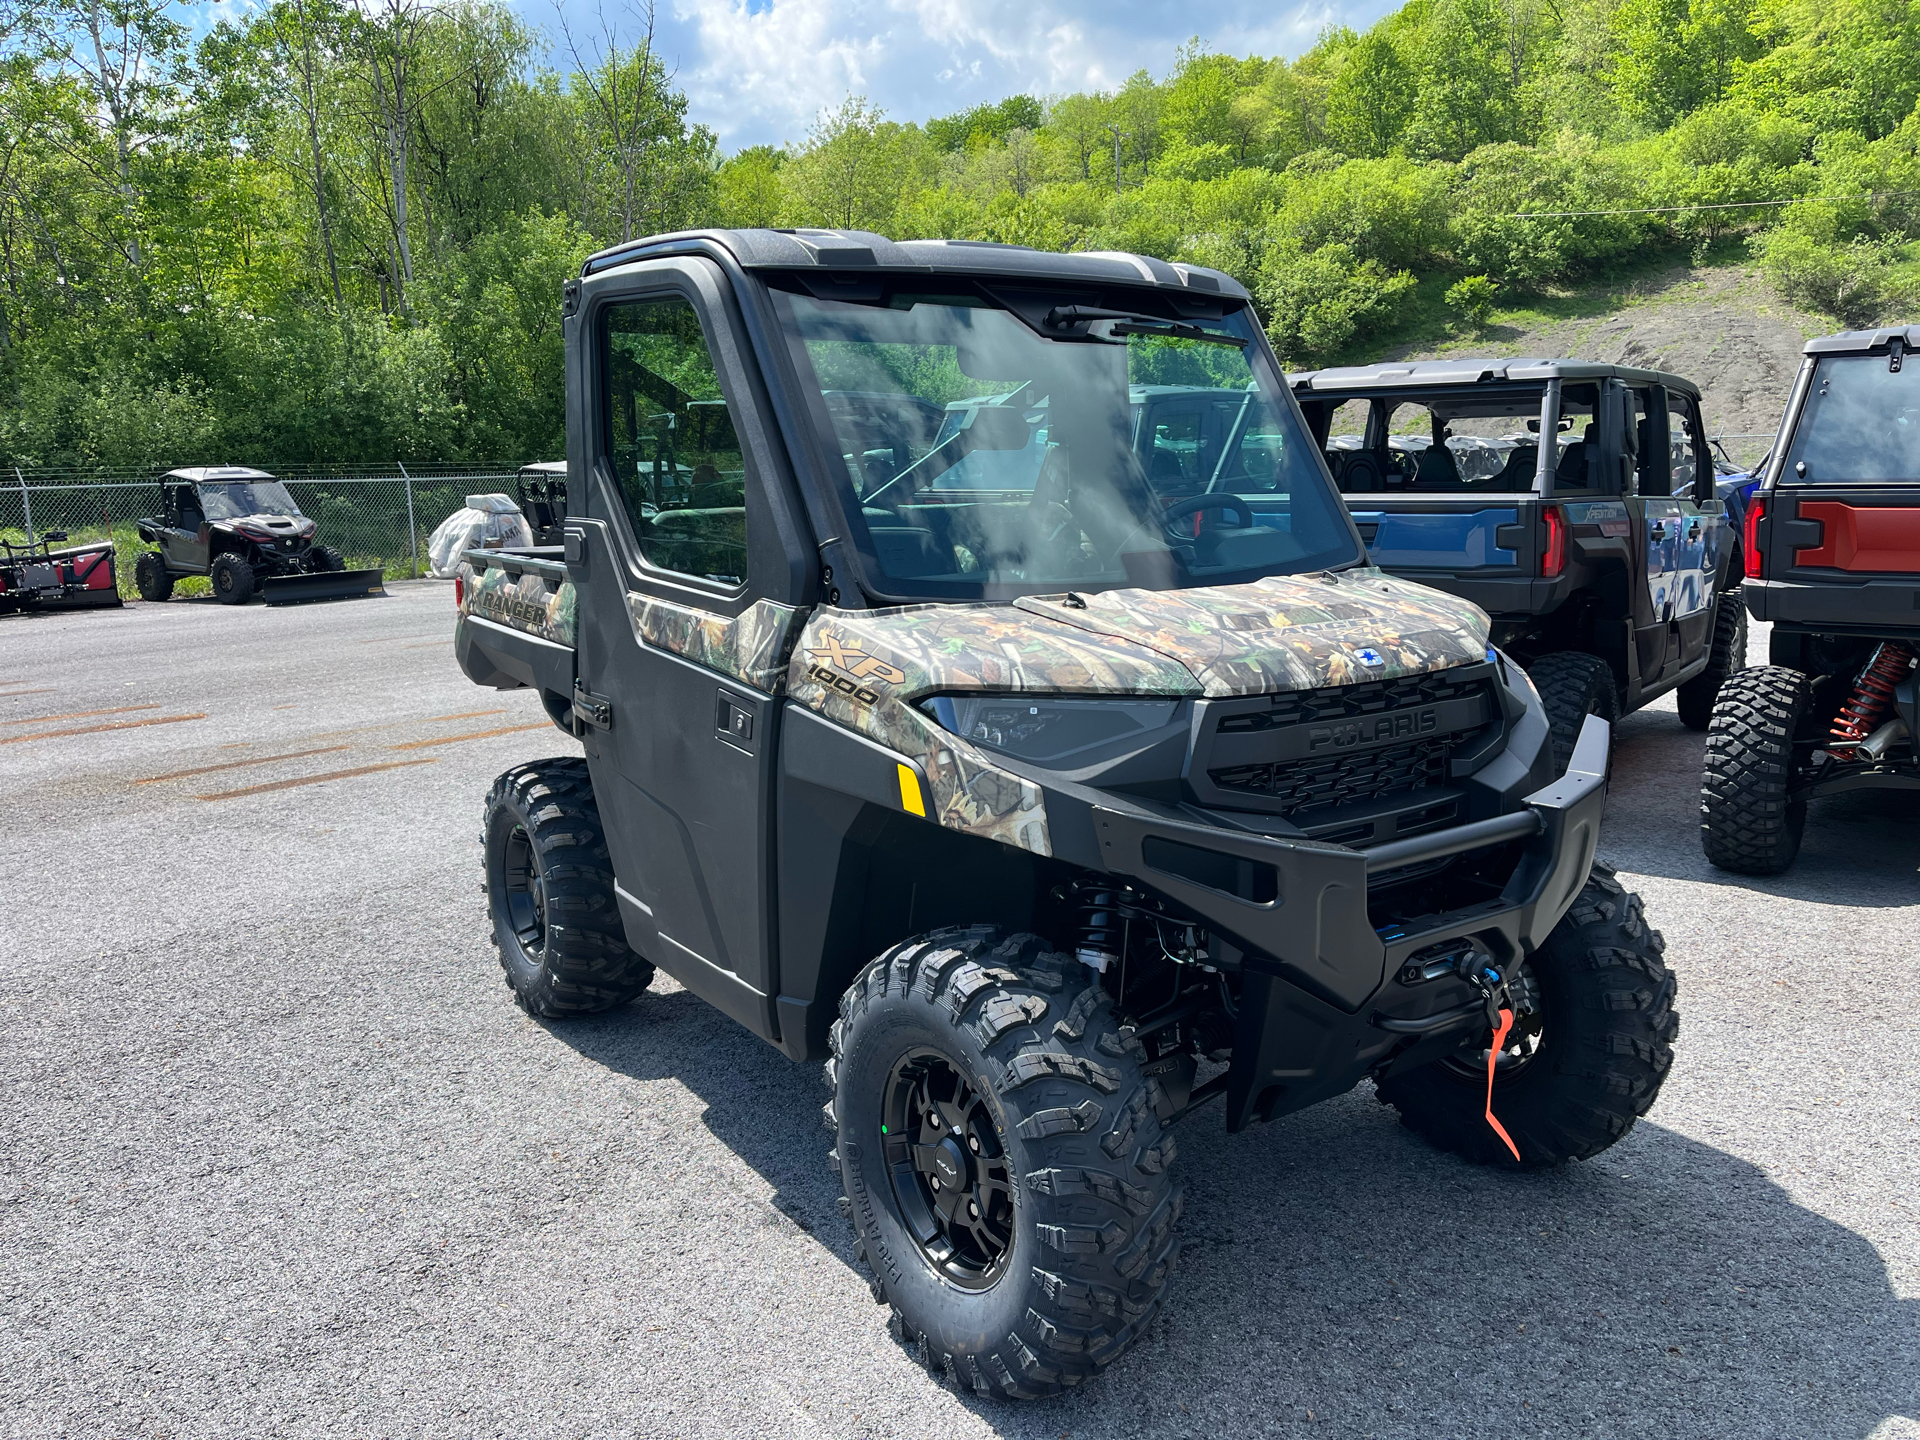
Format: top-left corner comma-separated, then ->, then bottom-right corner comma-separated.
1529,651 -> 1619,773
1375,863 -> 1676,1167
482,759 -> 655,1016
310,545 -> 345,573
134,552 -> 174,603
1700,665 -> 1814,874
1676,595 -> 1748,731
830,928 -> 1181,1398
211,553 -> 254,604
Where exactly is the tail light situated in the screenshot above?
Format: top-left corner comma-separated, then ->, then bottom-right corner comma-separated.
454,574 -> 465,608
1743,496 -> 1766,579
1541,503 -> 1567,578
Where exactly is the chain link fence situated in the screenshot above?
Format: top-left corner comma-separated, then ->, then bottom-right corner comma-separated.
2,464 -> 523,597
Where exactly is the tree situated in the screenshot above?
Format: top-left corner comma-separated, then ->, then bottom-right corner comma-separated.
555,0 -> 691,244
1611,0 -> 1762,129
1405,0 -> 1534,159
21,0 -> 188,269
716,145 -> 785,227
1043,92 -> 1114,181
227,0 -> 355,305
784,96 -> 932,232
1325,34 -> 1417,157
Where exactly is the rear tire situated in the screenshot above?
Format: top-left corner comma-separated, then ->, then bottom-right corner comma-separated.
482,758 -> 655,1016
829,927 -> 1180,1399
211,553 -> 254,605
1676,595 -> 1748,731
1700,665 -> 1814,874
134,552 -> 174,603
1375,863 -> 1676,1167
1528,652 -> 1619,772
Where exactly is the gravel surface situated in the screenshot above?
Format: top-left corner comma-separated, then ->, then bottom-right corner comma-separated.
2,584 -> 1915,1440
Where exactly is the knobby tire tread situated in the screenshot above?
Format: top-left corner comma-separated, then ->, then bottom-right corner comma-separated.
1699,665 -> 1813,874
1375,863 -> 1677,1167
483,757 -> 654,1016
1529,651 -> 1619,772
829,926 -> 1180,1399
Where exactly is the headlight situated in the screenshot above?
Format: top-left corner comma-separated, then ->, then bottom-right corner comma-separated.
919,694 -> 1181,766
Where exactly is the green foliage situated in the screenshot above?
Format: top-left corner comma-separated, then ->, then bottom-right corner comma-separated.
6,0 -> 1920,471
926,95 -> 1043,152
1257,241 -> 1418,365
1325,35 -> 1417,158
1445,273 -> 1499,328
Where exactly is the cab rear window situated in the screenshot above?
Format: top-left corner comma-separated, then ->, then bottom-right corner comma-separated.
1786,357 -> 1920,484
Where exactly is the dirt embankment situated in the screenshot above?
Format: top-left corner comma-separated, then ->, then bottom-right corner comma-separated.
1390,264 -> 1831,452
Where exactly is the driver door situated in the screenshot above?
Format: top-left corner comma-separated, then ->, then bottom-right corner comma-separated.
565,258 -> 809,1043
162,484 -> 209,572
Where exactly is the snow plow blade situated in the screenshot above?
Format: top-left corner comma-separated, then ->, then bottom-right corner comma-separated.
259,567 -> 386,605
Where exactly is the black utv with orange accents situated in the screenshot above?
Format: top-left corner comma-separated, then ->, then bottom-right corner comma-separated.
452,229 -> 1679,1399
1702,325 -> 1920,874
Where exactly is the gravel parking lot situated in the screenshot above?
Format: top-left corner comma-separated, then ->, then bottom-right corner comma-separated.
2,583 -> 1915,1440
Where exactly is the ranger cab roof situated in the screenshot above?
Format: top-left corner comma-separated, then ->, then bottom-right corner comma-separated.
1288,359 -> 1701,399
161,466 -> 277,484
579,227 -> 1246,302
1803,323 -> 1920,356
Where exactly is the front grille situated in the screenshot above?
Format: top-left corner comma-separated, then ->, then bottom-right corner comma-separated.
1216,668 -> 1490,732
1213,735 -> 1452,808
1202,664 -> 1496,816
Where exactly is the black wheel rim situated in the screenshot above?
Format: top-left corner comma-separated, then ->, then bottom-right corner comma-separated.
882,1049 -> 1014,1290
1442,962 -> 1545,1084
501,822 -> 547,959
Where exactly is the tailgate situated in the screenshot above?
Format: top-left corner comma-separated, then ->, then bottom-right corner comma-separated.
456,549 -> 577,695
1749,485 -> 1920,636
1348,500 -> 1524,570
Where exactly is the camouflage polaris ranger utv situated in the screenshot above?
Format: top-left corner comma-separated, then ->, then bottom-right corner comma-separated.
453,229 -> 1678,1398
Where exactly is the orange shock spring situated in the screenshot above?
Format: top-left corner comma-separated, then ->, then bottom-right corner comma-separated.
1830,642 -> 1917,757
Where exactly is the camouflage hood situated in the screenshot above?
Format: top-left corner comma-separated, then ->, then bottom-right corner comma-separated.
789,567 -> 1489,704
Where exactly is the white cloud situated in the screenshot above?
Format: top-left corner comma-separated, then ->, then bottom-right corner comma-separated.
536,0 -> 1399,148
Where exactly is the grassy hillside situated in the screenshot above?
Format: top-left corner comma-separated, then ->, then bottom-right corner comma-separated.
1366,244 -> 1832,452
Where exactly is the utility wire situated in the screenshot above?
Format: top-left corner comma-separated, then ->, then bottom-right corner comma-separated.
1507,188 -> 1920,219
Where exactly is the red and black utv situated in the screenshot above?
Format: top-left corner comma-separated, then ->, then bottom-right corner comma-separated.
0,531 -> 121,614
1700,324 -> 1920,873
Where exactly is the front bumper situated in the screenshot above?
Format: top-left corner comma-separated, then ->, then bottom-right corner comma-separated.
1058,715 -> 1611,1129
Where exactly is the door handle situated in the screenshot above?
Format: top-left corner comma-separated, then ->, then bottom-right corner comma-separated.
716,690 -> 758,752
1648,522 -> 1668,541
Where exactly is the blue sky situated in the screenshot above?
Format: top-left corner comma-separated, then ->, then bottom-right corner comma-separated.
514,0 -> 1399,150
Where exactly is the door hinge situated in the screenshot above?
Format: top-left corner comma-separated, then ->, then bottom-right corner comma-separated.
562,279 -> 581,319
571,682 -> 612,731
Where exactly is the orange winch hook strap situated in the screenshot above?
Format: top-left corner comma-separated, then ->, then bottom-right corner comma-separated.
1484,1007 -> 1521,1162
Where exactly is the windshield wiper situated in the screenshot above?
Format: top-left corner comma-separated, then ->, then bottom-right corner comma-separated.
1041,305 -> 1248,349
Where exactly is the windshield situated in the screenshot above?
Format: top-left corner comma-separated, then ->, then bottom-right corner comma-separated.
200,481 -> 303,519
773,285 -> 1359,597
1786,356 -> 1920,484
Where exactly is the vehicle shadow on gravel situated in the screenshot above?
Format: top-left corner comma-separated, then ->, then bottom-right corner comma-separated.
550,997 -> 1919,1440
1602,706 -> 1920,907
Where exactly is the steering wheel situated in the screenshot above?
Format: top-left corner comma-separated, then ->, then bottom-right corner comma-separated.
1160,493 -> 1255,536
